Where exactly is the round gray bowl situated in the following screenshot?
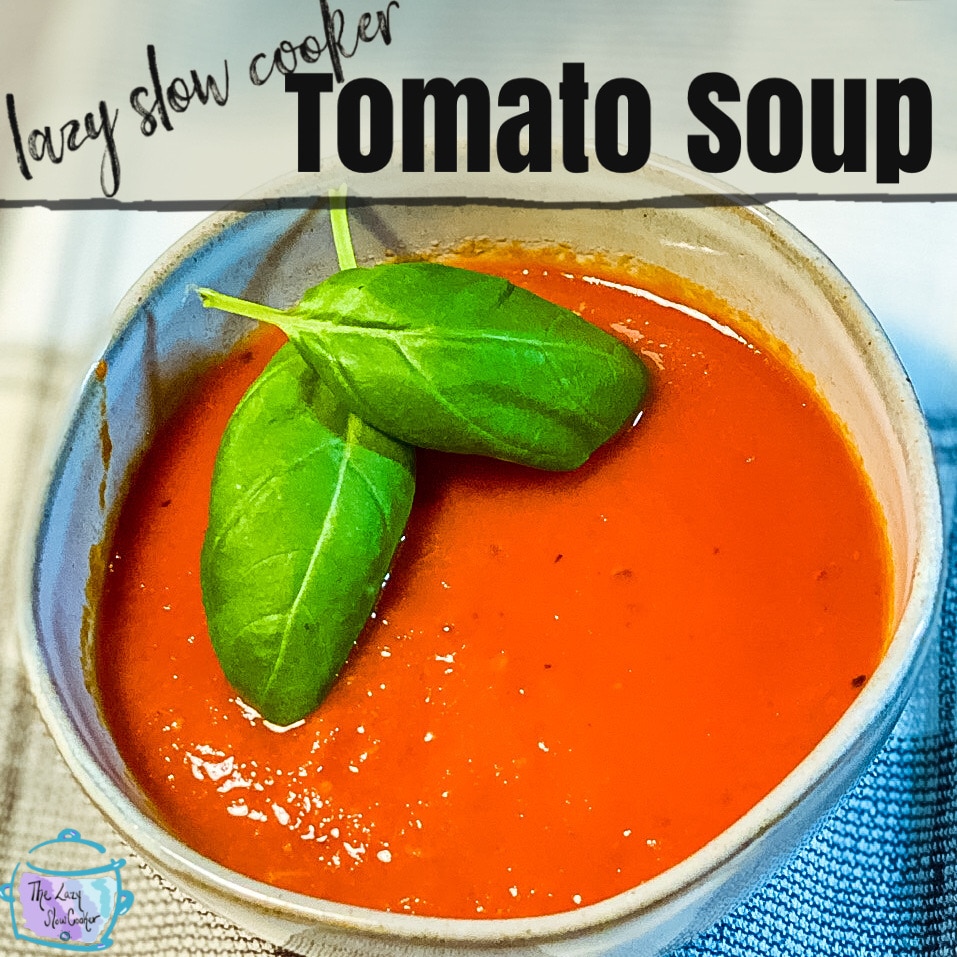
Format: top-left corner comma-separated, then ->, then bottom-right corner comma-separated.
19,158 -> 944,957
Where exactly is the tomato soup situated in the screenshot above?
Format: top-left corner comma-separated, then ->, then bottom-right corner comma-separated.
95,247 -> 891,919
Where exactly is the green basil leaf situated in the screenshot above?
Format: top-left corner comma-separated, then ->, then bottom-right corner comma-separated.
201,342 -> 415,725
199,262 -> 648,470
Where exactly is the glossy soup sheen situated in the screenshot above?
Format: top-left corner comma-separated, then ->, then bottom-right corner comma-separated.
96,245 -> 891,919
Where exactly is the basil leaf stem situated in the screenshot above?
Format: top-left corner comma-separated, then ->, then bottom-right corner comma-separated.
329,185 -> 357,271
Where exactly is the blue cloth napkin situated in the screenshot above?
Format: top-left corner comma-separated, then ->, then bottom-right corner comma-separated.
671,414 -> 957,957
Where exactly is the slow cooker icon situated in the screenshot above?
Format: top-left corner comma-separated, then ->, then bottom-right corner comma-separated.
1,829 -> 134,951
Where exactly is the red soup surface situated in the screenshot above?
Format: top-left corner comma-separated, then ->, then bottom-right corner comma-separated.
96,246 -> 891,919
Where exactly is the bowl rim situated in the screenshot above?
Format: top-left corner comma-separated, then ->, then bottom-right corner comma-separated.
17,154 -> 946,948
